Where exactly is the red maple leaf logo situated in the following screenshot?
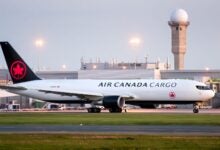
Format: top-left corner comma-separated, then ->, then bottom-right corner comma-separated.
169,92 -> 176,99
10,61 -> 27,80
13,64 -> 24,75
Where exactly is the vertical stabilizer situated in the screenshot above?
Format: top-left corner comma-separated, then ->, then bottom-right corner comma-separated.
0,42 -> 40,84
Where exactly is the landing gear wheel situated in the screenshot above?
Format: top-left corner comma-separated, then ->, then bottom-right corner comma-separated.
193,104 -> 199,113
87,108 -> 101,113
193,108 -> 199,113
109,108 -> 122,113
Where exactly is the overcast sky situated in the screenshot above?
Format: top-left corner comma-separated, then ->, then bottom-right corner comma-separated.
0,0 -> 219,71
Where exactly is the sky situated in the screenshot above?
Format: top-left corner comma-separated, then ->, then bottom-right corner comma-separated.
0,0 -> 219,71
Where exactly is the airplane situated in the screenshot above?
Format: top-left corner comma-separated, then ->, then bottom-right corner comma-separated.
0,42 -> 215,113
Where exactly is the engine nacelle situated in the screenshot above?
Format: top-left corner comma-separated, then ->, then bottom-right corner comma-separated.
102,96 -> 125,109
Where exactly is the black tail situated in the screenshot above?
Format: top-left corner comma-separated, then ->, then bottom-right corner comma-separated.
0,42 -> 40,84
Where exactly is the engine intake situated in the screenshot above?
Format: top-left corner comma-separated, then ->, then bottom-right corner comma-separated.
102,96 -> 125,109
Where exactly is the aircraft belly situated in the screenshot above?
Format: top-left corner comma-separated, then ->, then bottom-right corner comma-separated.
122,88 -> 200,101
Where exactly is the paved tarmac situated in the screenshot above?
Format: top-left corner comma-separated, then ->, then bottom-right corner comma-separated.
3,108 -> 220,114
0,125 -> 220,135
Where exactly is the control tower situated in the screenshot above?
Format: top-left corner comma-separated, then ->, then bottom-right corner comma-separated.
168,9 -> 190,70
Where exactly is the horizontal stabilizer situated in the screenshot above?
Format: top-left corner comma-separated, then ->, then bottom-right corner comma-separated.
0,85 -> 27,91
0,89 -> 18,98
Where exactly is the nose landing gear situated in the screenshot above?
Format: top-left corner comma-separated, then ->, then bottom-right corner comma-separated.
193,103 -> 199,113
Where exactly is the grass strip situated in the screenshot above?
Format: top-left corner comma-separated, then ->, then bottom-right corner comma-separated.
0,112 -> 220,125
0,133 -> 219,150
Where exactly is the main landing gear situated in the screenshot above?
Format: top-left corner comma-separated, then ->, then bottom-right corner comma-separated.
109,108 -> 122,113
193,103 -> 199,113
87,107 -> 101,113
87,107 -> 123,113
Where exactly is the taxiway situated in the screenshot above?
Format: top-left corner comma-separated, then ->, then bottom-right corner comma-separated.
0,125 -> 219,135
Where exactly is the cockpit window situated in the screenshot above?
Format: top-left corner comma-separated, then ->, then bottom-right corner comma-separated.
196,85 -> 211,90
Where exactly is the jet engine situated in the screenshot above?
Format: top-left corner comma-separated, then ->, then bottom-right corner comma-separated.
102,96 -> 125,113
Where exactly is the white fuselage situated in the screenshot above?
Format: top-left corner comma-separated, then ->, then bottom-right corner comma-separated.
7,79 -> 215,104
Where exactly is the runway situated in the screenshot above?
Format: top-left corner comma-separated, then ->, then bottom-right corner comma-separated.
0,125 -> 220,135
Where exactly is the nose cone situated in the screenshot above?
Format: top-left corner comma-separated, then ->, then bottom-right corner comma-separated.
209,90 -> 215,99
200,90 -> 215,100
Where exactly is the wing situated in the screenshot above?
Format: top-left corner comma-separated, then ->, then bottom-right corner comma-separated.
0,85 -> 134,101
38,89 -> 135,100
38,89 -> 104,100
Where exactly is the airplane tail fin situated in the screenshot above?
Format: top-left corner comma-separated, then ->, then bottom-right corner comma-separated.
0,42 -> 40,84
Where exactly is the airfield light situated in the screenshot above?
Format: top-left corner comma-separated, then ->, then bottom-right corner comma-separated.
205,67 -> 210,71
34,38 -> 45,71
35,39 -> 44,48
122,66 -> 127,70
62,64 -> 67,70
129,36 -> 142,69
93,65 -> 97,69
129,37 -> 141,48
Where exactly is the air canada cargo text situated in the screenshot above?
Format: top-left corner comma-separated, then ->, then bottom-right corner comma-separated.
98,82 -> 177,88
